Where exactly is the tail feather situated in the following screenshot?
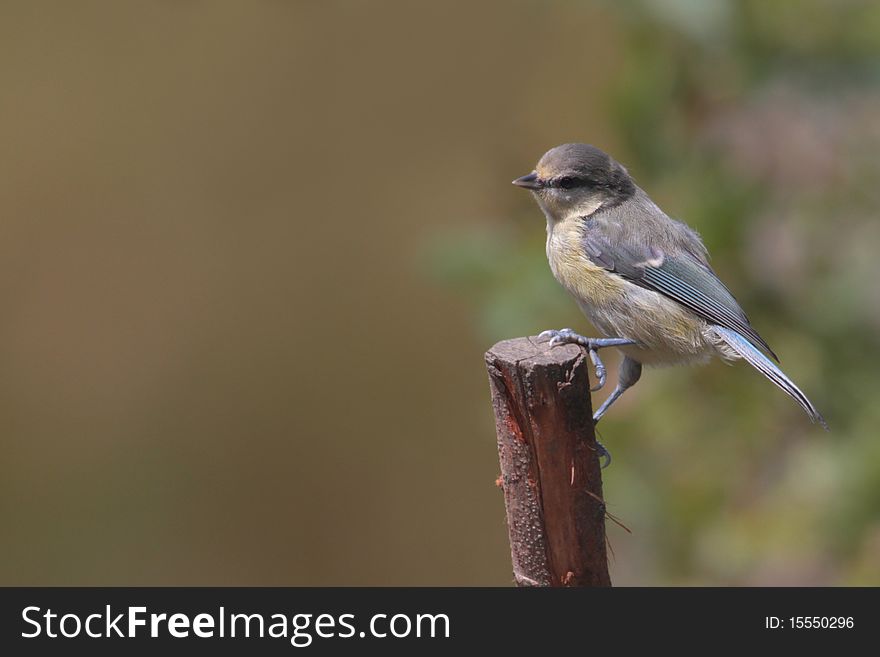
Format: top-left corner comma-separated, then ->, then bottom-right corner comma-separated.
712,326 -> 828,430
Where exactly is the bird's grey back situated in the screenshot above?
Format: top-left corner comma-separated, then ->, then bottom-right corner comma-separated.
595,187 -> 709,264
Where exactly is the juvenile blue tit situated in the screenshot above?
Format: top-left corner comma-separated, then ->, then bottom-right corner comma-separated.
513,143 -> 826,464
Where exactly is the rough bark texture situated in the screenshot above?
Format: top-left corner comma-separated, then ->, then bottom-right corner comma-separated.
486,337 -> 611,587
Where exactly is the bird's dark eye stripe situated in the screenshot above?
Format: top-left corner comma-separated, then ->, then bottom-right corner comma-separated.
550,176 -> 587,189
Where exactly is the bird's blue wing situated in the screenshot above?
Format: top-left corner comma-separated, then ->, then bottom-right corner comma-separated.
582,224 -> 779,361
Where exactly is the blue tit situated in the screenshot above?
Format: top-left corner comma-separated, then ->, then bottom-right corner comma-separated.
513,143 -> 826,464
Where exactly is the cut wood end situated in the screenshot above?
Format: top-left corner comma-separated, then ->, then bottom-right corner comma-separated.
485,336 -> 583,369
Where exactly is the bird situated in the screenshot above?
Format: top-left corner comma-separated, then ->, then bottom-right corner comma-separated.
512,143 -> 826,465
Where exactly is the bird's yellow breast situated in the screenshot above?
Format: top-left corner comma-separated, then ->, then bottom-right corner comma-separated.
546,217 -> 625,304
545,215 -> 716,366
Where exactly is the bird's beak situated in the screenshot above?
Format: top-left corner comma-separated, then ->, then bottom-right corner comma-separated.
512,171 -> 541,190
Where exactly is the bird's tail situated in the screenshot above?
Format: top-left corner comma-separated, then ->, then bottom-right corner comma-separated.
712,325 -> 828,430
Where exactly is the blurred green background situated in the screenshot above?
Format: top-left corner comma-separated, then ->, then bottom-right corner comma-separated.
0,1 -> 877,586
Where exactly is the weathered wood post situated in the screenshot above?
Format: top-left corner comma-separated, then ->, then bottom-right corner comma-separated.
485,337 -> 611,587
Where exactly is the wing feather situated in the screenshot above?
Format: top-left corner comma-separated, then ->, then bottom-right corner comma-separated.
582,224 -> 779,361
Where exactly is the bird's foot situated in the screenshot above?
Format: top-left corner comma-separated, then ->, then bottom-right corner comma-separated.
595,440 -> 612,469
538,329 -> 635,392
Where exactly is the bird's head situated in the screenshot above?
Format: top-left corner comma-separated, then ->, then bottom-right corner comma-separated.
513,143 -> 635,222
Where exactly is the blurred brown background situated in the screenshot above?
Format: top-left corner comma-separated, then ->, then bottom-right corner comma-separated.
1,1 -> 878,586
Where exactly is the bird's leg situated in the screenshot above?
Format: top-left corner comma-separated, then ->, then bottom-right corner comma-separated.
538,328 -> 635,391
590,357 -> 642,467
593,356 -> 642,424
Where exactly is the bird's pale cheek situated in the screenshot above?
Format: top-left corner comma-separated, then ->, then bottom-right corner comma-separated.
534,194 -> 558,224
572,195 -> 605,217
539,191 -> 563,213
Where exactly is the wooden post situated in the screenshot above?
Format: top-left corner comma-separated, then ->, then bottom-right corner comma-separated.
485,337 -> 611,587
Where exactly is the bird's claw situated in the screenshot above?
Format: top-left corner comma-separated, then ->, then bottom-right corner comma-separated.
589,350 -> 606,392
595,441 -> 612,469
538,328 -> 577,348
538,329 -> 635,392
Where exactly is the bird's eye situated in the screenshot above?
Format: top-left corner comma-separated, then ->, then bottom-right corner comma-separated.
555,176 -> 579,189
